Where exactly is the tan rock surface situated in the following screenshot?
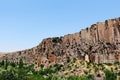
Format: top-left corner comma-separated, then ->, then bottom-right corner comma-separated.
0,17 -> 120,66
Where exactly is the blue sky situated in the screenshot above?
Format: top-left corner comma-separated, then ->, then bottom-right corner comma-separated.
0,0 -> 120,52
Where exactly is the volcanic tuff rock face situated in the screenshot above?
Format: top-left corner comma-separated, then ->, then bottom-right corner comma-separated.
0,18 -> 120,67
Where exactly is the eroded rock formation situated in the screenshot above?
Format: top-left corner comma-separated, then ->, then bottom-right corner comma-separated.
0,18 -> 120,66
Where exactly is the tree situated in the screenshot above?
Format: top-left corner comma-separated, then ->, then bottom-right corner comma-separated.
5,59 -> 8,70
17,58 -> 27,80
19,58 -> 24,69
1,60 -> 4,66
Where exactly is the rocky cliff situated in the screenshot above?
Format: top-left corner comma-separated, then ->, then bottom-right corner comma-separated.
0,18 -> 120,67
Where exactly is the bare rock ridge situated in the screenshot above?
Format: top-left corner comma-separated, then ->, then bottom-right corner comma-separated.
0,18 -> 120,66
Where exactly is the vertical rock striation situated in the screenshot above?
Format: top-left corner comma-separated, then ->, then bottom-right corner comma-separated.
0,18 -> 120,66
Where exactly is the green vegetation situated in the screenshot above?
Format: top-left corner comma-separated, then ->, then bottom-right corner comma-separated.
5,59 -> 8,70
0,59 -> 119,80
0,60 -> 4,66
0,70 -> 17,80
40,64 -> 44,69
19,58 -> 24,69
52,37 -> 59,43
104,70 -> 117,80
67,57 -> 71,63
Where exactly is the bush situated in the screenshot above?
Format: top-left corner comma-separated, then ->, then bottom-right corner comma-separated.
114,61 -> 120,65
105,63 -> 112,66
67,57 -> 71,63
67,76 -> 78,80
54,64 -> 61,71
39,68 -> 54,75
47,76 -> 58,80
24,64 -> 34,73
40,64 -> 44,69
104,70 -> 117,80
0,60 -> 4,66
17,68 -> 28,80
5,59 -> 8,70
73,58 -> 77,63
52,37 -> 59,43
10,62 -> 16,67
0,70 -> 17,80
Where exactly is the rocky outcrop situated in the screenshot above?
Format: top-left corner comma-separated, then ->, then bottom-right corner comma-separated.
0,18 -> 120,66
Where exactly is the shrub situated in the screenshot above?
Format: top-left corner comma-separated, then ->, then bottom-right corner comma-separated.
25,64 -> 34,72
67,75 -> 78,80
104,70 -> 117,80
105,63 -> 112,66
17,68 -> 28,80
10,62 -> 16,67
0,60 -> 4,66
39,68 -> 54,75
54,64 -> 61,71
0,70 -> 17,80
114,61 -> 120,65
40,64 -> 44,69
79,75 -> 94,80
48,76 -> 58,80
73,58 -> 77,63
67,57 -> 71,63
52,37 -> 59,43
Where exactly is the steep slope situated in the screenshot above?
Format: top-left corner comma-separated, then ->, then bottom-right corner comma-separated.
0,18 -> 120,68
